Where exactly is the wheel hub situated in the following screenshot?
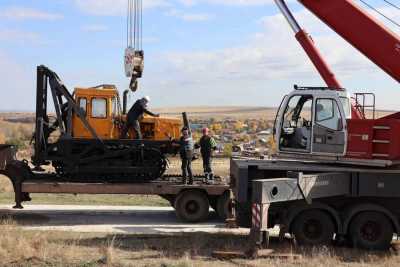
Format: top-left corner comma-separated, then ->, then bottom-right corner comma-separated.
186,200 -> 199,214
361,221 -> 381,242
304,219 -> 323,240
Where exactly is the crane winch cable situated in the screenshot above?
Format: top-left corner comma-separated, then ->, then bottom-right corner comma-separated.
125,0 -> 144,91
382,0 -> 400,10
140,0 -> 143,50
126,0 -> 142,50
358,0 -> 400,28
127,0 -> 131,47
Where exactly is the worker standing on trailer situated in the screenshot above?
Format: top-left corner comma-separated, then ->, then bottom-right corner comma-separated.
198,127 -> 217,183
121,96 -> 159,139
178,127 -> 194,185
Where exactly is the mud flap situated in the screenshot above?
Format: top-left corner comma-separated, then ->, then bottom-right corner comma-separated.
3,160 -> 32,209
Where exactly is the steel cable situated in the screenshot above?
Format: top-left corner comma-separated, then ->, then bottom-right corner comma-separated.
126,0 -> 143,49
382,0 -> 400,10
358,0 -> 400,28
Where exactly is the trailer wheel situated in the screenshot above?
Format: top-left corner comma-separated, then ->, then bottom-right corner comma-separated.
292,210 -> 335,246
349,211 -> 393,250
175,190 -> 209,222
216,191 -> 230,220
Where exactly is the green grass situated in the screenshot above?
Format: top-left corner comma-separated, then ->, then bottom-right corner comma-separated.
0,192 -> 170,206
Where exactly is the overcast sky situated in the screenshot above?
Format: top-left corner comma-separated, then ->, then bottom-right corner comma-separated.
1,0 -> 400,111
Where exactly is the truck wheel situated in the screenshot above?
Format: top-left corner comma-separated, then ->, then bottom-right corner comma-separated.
216,191 -> 230,220
175,190 -> 209,222
292,210 -> 335,246
349,211 -> 393,250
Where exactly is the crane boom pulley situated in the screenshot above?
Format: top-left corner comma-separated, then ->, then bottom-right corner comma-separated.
125,0 -> 144,92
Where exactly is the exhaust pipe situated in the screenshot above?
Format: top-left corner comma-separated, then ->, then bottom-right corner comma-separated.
123,89 -> 129,115
182,112 -> 191,131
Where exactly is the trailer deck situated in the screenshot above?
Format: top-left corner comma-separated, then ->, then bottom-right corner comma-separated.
0,158 -> 231,223
21,177 -> 229,196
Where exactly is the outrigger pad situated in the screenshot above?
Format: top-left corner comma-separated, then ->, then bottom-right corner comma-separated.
0,145 -> 17,171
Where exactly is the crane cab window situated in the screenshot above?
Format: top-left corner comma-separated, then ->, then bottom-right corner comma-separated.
280,95 -> 313,151
92,98 -> 107,118
316,99 -> 342,131
78,98 -> 87,116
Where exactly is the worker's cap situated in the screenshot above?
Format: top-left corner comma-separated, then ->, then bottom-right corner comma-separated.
202,127 -> 209,134
142,96 -> 151,102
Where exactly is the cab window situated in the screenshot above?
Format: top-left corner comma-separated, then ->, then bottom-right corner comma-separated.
282,95 -> 312,129
78,98 -> 87,116
316,99 -> 342,131
111,97 -> 118,117
280,95 -> 313,150
92,98 -> 107,118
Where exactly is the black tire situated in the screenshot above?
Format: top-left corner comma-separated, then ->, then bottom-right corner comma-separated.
216,191 -> 230,220
349,211 -> 393,250
175,190 -> 209,222
292,209 -> 335,246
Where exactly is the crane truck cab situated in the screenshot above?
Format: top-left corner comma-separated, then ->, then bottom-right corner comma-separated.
275,86 -> 348,157
72,85 -> 181,140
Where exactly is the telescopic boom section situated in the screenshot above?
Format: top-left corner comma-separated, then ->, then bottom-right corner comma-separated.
299,0 -> 400,83
274,0 -> 342,89
274,0 -> 363,119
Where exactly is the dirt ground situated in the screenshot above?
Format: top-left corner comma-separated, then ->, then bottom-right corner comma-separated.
0,218 -> 399,267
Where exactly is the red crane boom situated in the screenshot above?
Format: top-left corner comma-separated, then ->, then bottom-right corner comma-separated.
275,0 -> 362,118
300,0 -> 400,83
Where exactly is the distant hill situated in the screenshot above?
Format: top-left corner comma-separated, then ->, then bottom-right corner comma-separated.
153,106 -> 278,120
0,106 -> 396,121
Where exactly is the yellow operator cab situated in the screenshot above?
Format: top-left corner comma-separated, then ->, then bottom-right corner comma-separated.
72,85 -> 182,140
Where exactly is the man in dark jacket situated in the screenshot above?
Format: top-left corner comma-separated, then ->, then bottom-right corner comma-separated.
198,127 -> 217,183
179,127 -> 194,185
121,96 -> 159,139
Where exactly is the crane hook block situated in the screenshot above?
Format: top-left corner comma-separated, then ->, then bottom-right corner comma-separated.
124,47 -> 144,78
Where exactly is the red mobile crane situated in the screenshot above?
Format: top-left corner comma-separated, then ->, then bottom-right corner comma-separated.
272,0 -> 400,165
231,0 -> 400,251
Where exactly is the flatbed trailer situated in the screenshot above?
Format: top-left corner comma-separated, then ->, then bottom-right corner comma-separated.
20,176 -> 230,223
5,142 -> 400,250
0,149 -> 230,223
231,158 -> 400,250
